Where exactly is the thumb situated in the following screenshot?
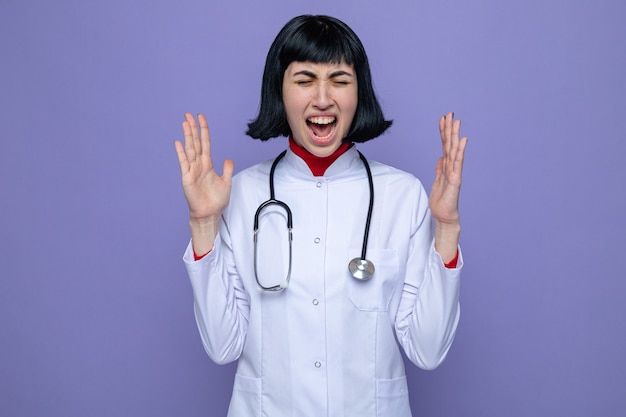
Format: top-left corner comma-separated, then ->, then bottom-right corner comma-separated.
222,159 -> 235,181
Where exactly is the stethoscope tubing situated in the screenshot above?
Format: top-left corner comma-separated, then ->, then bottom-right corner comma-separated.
253,148 -> 374,291
357,151 -> 374,263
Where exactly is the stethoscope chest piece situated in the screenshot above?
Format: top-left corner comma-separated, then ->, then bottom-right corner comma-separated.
349,257 -> 375,280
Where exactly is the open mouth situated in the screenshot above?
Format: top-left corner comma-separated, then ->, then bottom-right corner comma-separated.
307,116 -> 336,140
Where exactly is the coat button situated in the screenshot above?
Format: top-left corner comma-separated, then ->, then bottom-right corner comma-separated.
314,237 -> 320,244
314,361 -> 322,368
316,182 -> 322,188
312,299 -> 319,306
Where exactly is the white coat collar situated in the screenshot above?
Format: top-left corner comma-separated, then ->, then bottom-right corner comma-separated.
281,145 -> 363,179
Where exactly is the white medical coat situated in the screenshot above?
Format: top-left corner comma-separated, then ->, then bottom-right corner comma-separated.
183,146 -> 462,417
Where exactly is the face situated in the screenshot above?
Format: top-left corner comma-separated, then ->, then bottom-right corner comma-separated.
282,61 -> 358,157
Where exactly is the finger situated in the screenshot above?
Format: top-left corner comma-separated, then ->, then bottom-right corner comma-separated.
185,113 -> 202,156
434,157 -> 444,183
445,112 -> 454,154
438,115 -> 448,178
197,114 -> 214,170
440,112 -> 453,158
174,140 -> 190,177
439,112 -> 454,176
446,135 -> 468,187
439,114 -> 446,150
185,112 -> 198,139
454,136 -> 469,173
448,119 -> 461,163
198,113 -> 210,144
182,119 -> 197,163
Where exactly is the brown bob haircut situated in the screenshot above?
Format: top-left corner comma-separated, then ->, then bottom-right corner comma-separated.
246,15 -> 392,143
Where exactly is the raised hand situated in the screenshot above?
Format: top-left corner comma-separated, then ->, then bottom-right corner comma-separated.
429,112 -> 468,262
174,113 -> 234,254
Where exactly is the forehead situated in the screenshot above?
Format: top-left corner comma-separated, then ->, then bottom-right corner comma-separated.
284,60 -> 355,76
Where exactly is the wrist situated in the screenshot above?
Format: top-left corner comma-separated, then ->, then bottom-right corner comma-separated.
434,221 -> 460,264
189,215 -> 221,256
189,214 -> 221,229
434,219 -> 460,236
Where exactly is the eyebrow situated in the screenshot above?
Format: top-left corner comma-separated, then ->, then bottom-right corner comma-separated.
292,69 -> 354,79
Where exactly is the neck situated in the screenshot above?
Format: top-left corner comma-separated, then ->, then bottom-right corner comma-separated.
289,137 -> 351,176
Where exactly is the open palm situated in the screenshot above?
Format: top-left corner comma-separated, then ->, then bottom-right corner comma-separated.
429,112 -> 468,227
174,113 -> 234,223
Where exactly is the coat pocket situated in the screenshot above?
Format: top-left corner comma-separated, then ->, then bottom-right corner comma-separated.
348,248 -> 399,311
227,374 -> 262,417
376,376 -> 412,417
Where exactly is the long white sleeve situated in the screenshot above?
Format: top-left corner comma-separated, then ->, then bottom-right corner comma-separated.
183,230 -> 250,365
395,242 -> 462,370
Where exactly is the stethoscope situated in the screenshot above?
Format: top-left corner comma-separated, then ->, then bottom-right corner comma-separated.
253,149 -> 375,291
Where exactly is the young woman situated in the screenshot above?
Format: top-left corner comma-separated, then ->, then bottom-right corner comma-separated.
175,14 -> 468,417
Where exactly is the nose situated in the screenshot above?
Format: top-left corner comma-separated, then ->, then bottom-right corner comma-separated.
312,83 -> 332,109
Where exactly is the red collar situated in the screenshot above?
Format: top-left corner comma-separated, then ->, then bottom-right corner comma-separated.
288,137 -> 351,176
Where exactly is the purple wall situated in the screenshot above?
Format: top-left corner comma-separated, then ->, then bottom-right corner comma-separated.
1,0 -> 625,416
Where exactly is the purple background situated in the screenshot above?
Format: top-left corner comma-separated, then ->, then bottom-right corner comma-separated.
1,0 -> 625,416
